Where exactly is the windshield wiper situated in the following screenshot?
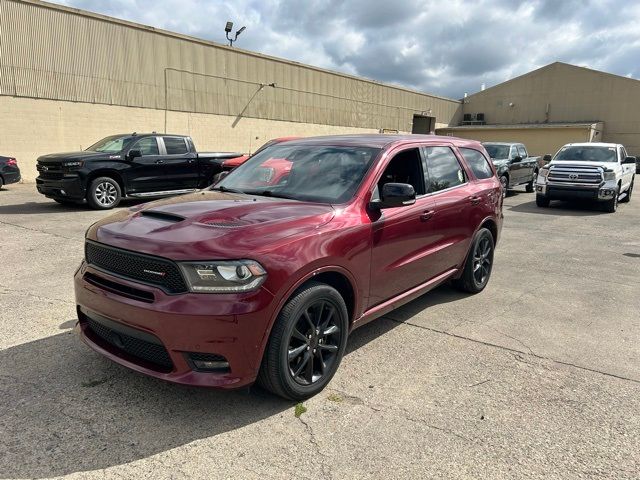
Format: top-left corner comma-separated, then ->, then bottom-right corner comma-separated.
213,185 -> 245,194
244,189 -> 297,200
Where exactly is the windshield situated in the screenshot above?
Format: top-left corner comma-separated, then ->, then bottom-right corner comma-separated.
86,135 -> 134,153
555,146 -> 617,163
214,144 -> 381,203
484,144 -> 510,160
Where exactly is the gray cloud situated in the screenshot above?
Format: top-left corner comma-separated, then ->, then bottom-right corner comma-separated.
58,0 -> 640,99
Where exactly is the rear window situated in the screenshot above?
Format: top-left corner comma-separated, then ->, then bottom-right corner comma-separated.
164,137 -> 188,155
460,148 -> 494,180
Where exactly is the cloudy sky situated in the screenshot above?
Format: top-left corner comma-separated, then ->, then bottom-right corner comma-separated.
58,0 -> 640,99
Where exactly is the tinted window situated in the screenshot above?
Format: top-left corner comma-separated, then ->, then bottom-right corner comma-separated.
460,148 -> 494,180
133,137 -> 159,156
517,145 -> 527,158
424,146 -> 466,192
484,144 -> 510,159
164,137 -> 188,155
378,148 -> 425,196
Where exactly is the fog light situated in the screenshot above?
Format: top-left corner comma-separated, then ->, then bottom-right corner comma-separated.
60,189 -> 66,195
193,359 -> 229,370
537,186 -> 543,192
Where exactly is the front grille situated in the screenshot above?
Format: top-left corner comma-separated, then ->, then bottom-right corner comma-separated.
86,317 -> 173,370
85,241 -> 188,294
548,165 -> 603,185
37,162 -> 65,180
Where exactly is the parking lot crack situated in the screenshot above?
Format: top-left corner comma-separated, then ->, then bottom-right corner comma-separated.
384,316 -> 640,385
296,415 -> 333,479
0,219 -> 78,241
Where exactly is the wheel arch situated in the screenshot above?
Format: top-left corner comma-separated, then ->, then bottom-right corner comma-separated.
86,170 -> 125,195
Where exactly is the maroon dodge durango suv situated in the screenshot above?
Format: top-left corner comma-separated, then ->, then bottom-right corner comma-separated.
75,135 -> 503,400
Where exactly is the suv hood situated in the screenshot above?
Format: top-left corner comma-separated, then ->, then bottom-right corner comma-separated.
37,151 -> 120,163
88,191 -> 336,260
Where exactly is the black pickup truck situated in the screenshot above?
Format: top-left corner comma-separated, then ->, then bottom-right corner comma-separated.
482,142 -> 541,197
35,133 -> 242,209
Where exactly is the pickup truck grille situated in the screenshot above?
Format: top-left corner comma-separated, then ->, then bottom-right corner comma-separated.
547,165 -> 603,185
37,162 -> 65,180
85,241 -> 188,294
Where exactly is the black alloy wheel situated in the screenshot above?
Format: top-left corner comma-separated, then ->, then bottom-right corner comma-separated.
453,227 -> 495,294
472,235 -> 493,287
258,282 -> 348,400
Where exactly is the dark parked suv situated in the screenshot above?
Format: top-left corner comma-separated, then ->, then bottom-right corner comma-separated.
0,155 -> 21,188
75,135 -> 502,399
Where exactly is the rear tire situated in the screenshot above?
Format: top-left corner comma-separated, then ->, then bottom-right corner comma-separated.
258,282 -> 348,400
526,170 -> 537,193
453,228 -> 495,294
86,177 -> 122,210
620,180 -> 633,203
536,194 -> 550,207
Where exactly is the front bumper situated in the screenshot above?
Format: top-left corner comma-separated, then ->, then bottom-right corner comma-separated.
75,262 -> 277,388
36,175 -> 85,200
535,181 -> 616,202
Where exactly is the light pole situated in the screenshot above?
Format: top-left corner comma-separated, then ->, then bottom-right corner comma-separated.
225,21 -> 246,47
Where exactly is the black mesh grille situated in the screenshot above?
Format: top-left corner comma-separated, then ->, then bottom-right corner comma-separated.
86,317 -> 173,370
188,352 -> 227,362
85,241 -> 187,293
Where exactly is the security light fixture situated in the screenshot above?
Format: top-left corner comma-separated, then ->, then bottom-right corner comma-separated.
225,21 -> 246,47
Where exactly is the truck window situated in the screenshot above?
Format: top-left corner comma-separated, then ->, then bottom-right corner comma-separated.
424,146 -> 466,193
164,137 -> 188,155
133,137 -> 159,156
460,148 -> 494,180
517,145 -> 527,158
510,146 -> 520,159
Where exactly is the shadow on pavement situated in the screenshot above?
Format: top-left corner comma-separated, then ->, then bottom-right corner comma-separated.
0,305 -> 421,478
506,199 -> 606,217
0,199 -> 147,215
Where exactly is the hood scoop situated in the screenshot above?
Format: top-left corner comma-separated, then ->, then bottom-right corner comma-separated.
140,210 -> 185,223
202,219 -> 251,228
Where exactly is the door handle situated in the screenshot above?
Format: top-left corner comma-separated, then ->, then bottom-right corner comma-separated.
420,210 -> 435,221
155,160 -> 164,164
469,195 -> 481,205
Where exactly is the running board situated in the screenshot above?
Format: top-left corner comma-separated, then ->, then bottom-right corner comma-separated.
127,189 -> 198,198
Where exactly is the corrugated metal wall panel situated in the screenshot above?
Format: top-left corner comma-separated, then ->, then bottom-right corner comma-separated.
0,0 -> 461,129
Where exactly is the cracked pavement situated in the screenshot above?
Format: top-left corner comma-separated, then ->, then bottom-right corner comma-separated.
1,184 -> 639,479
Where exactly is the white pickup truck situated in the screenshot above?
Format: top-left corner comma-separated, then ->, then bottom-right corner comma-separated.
535,142 -> 636,213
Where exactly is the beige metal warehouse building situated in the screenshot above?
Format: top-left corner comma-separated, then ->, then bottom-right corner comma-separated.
0,0 -> 462,182
438,62 -> 640,158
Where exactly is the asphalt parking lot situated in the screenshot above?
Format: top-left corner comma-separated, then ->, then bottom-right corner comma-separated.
1,183 -> 639,479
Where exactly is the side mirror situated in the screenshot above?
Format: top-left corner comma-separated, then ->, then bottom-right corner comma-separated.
127,149 -> 142,161
511,156 -> 522,163
543,154 -> 552,164
372,183 -> 416,209
623,156 -> 637,165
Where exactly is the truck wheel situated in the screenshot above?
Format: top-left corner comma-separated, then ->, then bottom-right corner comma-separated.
499,175 -> 508,198
620,180 -> 633,203
603,190 -> 618,213
258,281 -> 348,400
526,170 -> 537,193
536,194 -> 550,208
453,228 -> 494,294
87,177 -> 122,210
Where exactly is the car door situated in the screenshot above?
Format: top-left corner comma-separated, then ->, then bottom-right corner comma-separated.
421,146 -> 479,275
158,136 -> 199,190
518,145 -> 535,182
509,145 -> 525,184
368,146 -> 439,307
124,136 -> 166,193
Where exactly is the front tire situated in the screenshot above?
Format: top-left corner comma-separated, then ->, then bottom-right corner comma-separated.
453,228 -> 495,294
536,194 -> 550,207
499,175 -> 508,198
258,282 -> 349,400
86,177 -> 122,210
526,170 -> 537,193
603,189 -> 618,213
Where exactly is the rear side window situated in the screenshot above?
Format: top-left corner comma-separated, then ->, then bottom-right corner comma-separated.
460,148 -> 494,180
163,137 -> 188,155
424,146 -> 466,193
133,137 -> 159,156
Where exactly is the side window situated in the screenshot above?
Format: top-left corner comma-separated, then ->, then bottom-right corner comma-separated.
517,145 -> 527,158
164,137 -> 188,155
378,148 -> 425,196
132,137 -> 159,156
511,146 -> 520,159
424,146 -> 466,193
460,148 -> 494,180
619,147 -> 625,161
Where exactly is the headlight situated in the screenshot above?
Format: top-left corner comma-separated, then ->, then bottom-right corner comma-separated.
179,260 -> 267,293
63,161 -> 84,170
539,169 -> 549,178
603,171 -> 615,181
